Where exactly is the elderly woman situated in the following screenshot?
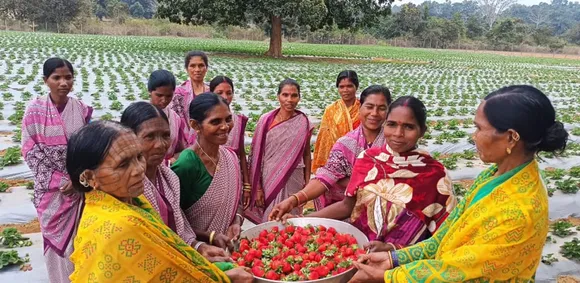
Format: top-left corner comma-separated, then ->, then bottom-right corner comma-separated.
269,85 -> 392,220
66,121 -> 253,282
21,57 -> 92,282
350,85 -> 567,282
280,96 -> 455,251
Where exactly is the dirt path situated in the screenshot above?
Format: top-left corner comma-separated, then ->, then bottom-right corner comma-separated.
0,218 -> 41,234
559,275 -> 580,283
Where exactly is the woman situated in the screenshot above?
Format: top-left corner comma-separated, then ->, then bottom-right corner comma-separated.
209,76 -> 251,196
244,79 -> 313,224
170,51 -> 211,145
120,101 -> 229,262
66,121 -> 252,282
172,93 -> 243,250
269,85 -> 392,220
280,96 -> 455,251
350,85 -> 567,282
21,57 -> 92,282
148,69 -> 186,163
312,70 -> 361,173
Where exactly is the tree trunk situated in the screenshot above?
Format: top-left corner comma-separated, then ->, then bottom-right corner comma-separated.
266,16 -> 282,58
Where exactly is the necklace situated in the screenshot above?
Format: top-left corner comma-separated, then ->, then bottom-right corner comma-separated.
196,141 -> 219,172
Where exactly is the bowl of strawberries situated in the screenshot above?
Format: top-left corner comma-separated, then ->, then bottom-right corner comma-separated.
233,217 -> 369,282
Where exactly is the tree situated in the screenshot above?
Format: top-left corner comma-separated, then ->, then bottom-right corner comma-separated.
466,15 -> 485,39
395,3 -> 423,36
156,0 -> 393,58
564,23 -> 580,44
477,0 -> 517,29
129,1 -> 144,18
486,18 -> 528,49
451,12 -> 466,39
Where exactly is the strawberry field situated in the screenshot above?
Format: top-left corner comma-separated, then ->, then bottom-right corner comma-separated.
0,31 -> 579,281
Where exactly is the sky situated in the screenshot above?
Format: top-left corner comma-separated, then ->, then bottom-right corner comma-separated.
401,0 -> 564,6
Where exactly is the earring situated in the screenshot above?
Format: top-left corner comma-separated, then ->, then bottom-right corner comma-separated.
506,148 -> 512,155
79,173 -> 89,188
512,132 -> 520,142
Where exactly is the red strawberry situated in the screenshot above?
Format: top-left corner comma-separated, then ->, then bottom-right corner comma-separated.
265,270 -> 280,280
251,266 -> 265,278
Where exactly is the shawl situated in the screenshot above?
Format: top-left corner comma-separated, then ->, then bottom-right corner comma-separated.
164,107 -> 186,160
169,80 -> 210,145
225,113 -> 248,154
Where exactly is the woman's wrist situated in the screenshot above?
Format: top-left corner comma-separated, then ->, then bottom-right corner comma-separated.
194,241 -> 205,251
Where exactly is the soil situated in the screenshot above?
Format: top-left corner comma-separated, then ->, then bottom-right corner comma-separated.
558,275 -> 580,283
437,48 -> 580,61
0,178 -> 31,188
0,218 -> 41,234
551,217 -> 580,226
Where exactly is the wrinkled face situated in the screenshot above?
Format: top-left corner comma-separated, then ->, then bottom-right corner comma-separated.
87,132 -> 146,199
44,66 -> 73,99
360,93 -> 388,131
186,56 -> 207,83
383,106 -> 423,153
136,117 -> 171,168
473,102 -> 510,163
214,82 -> 234,105
337,78 -> 357,102
150,86 -> 174,109
277,85 -> 300,112
191,103 -> 233,145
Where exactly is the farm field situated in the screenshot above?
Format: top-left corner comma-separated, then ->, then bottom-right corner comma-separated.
0,31 -> 579,281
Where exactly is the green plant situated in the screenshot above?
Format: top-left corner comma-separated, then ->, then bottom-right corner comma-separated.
569,166 -> 580,178
12,128 -> 22,142
0,228 -> 32,248
545,168 -> 567,180
110,101 -> 123,111
541,254 -> 559,265
0,250 -> 30,270
571,127 -> 580,136
552,220 -> 575,238
0,182 -> 9,192
8,110 -> 24,125
555,178 -> 579,194
561,238 -> 580,261
100,113 -> 114,121
453,183 -> 466,197
0,146 -> 22,168
25,181 -> 33,190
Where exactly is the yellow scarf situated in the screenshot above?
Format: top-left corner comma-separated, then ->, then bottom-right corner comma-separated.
70,190 -> 230,282
385,160 -> 549,282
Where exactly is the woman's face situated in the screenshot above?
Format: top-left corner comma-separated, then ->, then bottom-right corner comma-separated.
186,56 -> 207,83
136,117 -> 171,168
473,101 -> 510,163
214,82 -> 234,105
89,132 -> 146,199
150,86 -> 174,109
277,85 -> 300,112
337,78 -> 357,102
383,106 -> 423,153
360,93 -> 388,131
191,103 -> 233,145
44,66 -> 73,99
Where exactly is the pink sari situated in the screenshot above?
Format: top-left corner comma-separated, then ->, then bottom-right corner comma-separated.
245,109 -> 313,224
21,96 -> 92,281
164,107 -> 186,161
142,165 -> 197,245
314,127 -> 385,210
183,147 -> 242,234
225,113 -> 248,154
169,80 -> 209,145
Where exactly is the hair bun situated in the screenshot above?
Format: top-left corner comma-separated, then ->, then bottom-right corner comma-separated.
537,121 -> 568,153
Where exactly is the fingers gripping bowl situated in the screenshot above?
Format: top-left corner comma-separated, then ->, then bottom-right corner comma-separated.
238,217 -> 370,283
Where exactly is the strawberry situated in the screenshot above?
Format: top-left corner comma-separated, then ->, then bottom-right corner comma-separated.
251,266 -> 265,278
265,270 -> 280,280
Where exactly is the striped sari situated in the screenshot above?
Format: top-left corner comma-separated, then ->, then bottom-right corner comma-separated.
163,107 -> 186,162
245,109 -> 313,224
313,126 -> 386,210
169,79 -> 210,145
225,113 -> 248,155
21,95 -> 92,282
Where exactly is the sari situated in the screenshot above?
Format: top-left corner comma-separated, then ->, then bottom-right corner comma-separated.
169,80 -> 210,145
70,189 -> 230,282
245,109 -> 313,224
345,145 -> 455,248
164,108 -> 186,161
313,126 -> 386,210
142,164 -> 196,245
312,99 -> 360,173
385,160 -> 548,282
225,113 -> 248,155
176,147 -> 242,234
21,95 -> 92,282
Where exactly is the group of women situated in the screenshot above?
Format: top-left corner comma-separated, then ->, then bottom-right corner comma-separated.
21,51 -> 569,282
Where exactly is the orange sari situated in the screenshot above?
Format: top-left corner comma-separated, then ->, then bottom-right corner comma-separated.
312,99 -> 360,172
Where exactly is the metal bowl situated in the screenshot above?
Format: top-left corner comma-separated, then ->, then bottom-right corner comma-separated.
240,217 -> 369,283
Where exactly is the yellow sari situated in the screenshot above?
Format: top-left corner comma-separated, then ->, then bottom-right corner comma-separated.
312,99 -> 360,173
385,160 -> 548,282
70,190 -> 230,282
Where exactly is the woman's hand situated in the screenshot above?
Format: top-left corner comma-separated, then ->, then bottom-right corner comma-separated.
279,213 -> 299,225
197,243 -> 231,263
212,233 -> 235,251
59,181 -> 75,196
348,252 -> 394,283
224,267 -> 254,283
255,187 -> 265,208
243,190 -> 251,210
356,252 -> 394,270
268,198 -> 296,221
364,241 -> 396,253
226,224 -> 241,241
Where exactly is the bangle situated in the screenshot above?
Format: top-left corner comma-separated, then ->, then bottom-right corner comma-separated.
243,188 -> 251,192
209,231 -> 216,245
386,242 -> 397,251
386,251 -> 393,268
243,183 -> 251,187
194,241 -> 205,251
291,194 -> 300,207
391,251 -> 399,268
236,213 -> 244,224
298,191 -> 309,203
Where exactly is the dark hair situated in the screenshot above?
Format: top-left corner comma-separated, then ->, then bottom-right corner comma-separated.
483,85 -> 568,153
277,78 -> 301,97
43,57 -> 74,78
121,102 -> 169,134
184,51 -> 208,69
66,121 -> 130,192
189,92 -> 229,123
336,70 -> 359,88
148,69 -> 176,92
209,76 -> 234,93
387,96 -> 427,132
360,85 -> 392,105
